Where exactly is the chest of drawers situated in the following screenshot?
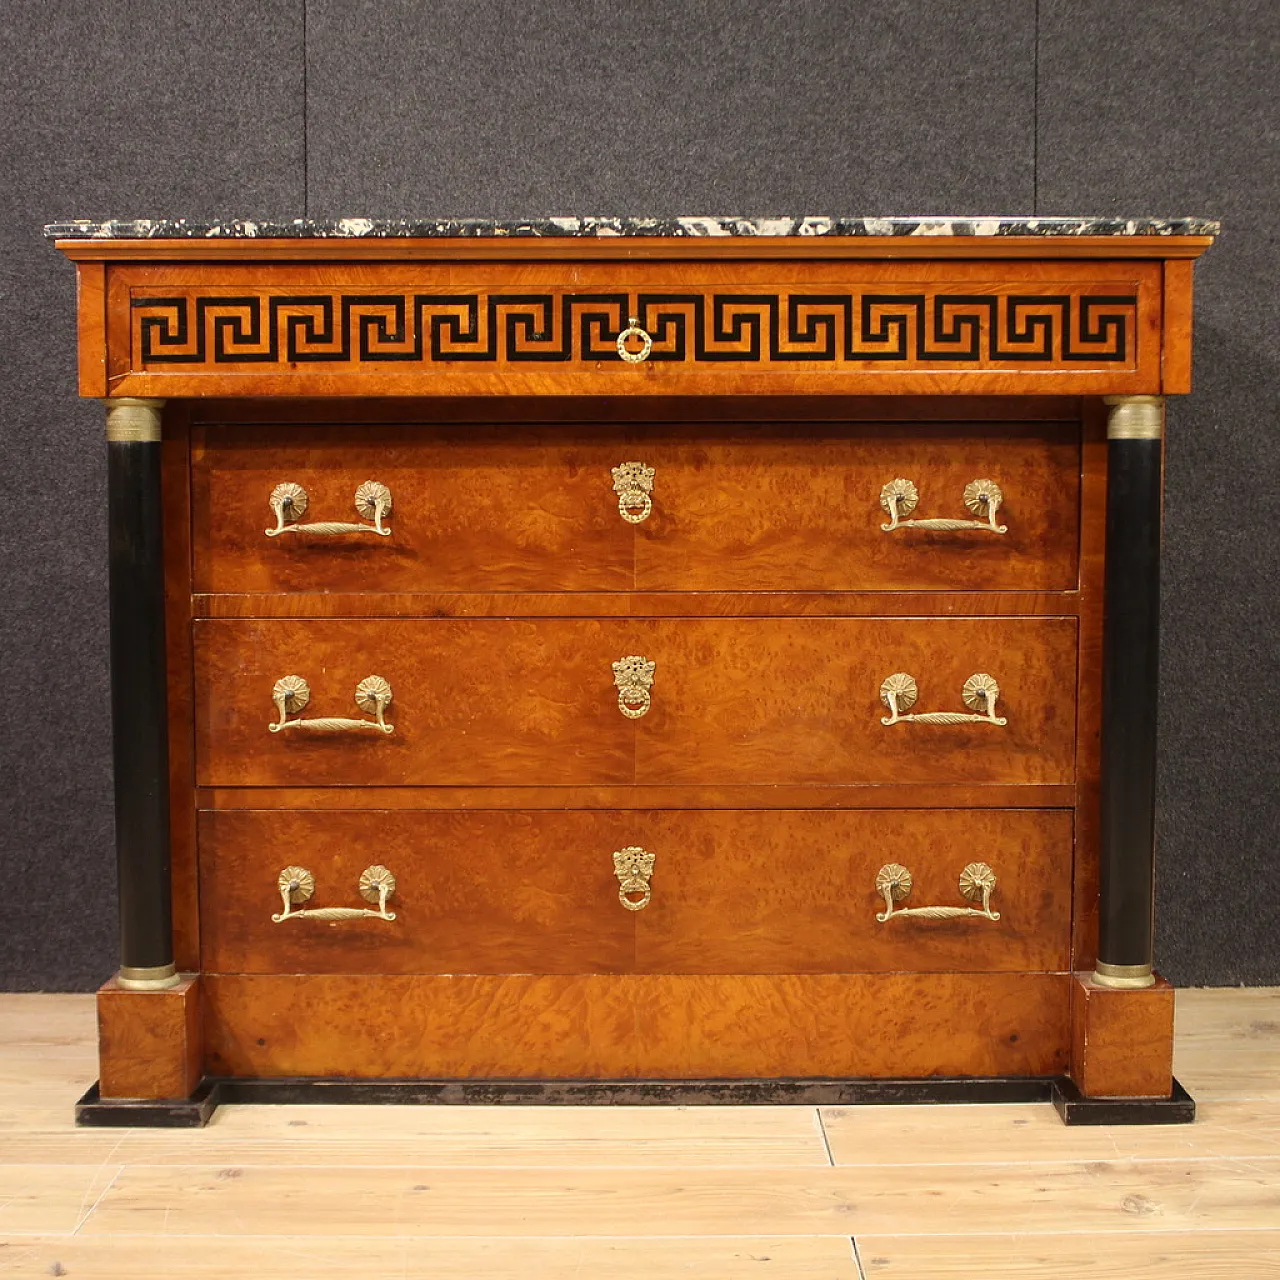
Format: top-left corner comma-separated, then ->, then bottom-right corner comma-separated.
51,215 -> 1216,1125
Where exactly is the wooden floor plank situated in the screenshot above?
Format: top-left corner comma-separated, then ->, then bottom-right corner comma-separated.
857,1230 -> 1280,1278
103,1103 -> 831,1168
821,1098 -> 1280,1165
76,1157 -> 1280,1238
0,995 -> 96,1055
0,1166 -> 121,1237
0,1234 -> 861,1278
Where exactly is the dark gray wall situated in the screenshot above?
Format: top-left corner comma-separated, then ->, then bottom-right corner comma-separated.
1,0 -> 1275,989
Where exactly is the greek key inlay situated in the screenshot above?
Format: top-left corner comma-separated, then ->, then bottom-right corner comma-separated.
132,289 -> 1137,368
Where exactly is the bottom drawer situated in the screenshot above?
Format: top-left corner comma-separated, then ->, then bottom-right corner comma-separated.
199,808 -> 1072,975
202,972 -> 1072,1080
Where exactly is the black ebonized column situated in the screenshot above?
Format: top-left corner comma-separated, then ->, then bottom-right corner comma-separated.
106,398 -> 177,990
1095,395 -> 1165,988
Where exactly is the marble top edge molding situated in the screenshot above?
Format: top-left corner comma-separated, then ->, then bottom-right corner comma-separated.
44,215 -> 1221,240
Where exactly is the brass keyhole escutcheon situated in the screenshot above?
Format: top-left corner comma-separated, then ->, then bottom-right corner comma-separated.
612,655 -> 656,719
611,461 -> 655,523
614,846 -> 655,911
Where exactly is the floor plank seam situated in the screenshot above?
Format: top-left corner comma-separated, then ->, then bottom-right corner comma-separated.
815,1108 -> 836,1166
850,1235 -> 868,1279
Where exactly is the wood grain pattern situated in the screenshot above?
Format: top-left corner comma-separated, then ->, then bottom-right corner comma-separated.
199,783 -> 1079,810
83,1154 -> 1280,1240
636,617 -> 1078,786
198,589 -> 1080,620
1162,258 -> 1196,394
192,421 -> 632,594
1072,974 -> 1175,1098
162,406 -> 200,971
201,973 -> 1070,1079
192,418 -> 1080,596
632,420 -> 1079,592
193,617 -> 1078,788
1071,399 -> 1107,969
74,261 -> 107,398
857,1233 -> 1280,1279
96,975 -> 202,1100
192,392 -> 1085,425
196,808 -> 1071,976
199,809 -> 634,976
0,1237 -> 859,1278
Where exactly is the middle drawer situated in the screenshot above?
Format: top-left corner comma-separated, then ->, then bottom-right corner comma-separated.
199,807 -> 1073,975
194,616 -> 1078,787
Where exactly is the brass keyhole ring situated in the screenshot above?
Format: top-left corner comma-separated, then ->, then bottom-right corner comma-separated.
617,685 -> 651,719
617,490 -> 653,523
618,879 -> 652,911
616,317 -> 653,364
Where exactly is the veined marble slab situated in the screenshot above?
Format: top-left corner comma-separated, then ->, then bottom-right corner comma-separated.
44,215 -> 1220,240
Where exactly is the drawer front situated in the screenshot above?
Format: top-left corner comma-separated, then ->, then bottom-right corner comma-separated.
194,617 -> 1076,787
192,422 -> 632,594
632,420 -> 1080,591
192,420 -> 1079,596
198,808 -> 1071,976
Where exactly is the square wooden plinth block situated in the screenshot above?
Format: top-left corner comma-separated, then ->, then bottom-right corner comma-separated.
97,973 -> 202,1100
1071,972 -> 1175,1098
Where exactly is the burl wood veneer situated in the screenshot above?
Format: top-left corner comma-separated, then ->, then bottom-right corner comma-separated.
53,218 -> 1215,1119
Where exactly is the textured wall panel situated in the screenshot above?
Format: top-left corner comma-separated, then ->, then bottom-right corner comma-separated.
1039,0 -> 1280,984
0,1 -> 304,990
305,0 -> 1035,214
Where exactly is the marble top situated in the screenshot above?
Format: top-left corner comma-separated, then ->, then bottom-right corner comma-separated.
44,215 -> 1221,240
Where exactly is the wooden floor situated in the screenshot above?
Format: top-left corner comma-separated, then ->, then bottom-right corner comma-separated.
0,989 -> 1278,1278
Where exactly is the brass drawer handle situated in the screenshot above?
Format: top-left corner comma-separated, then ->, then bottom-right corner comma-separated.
880,672 -> 1007,727
612,461 -> 655,523
270,675 -> 394,734
613,655 -> 656,719
266,481 -> 393,537
616,317 -> 653,364
875,861 -> 1000,922
880,478 -> 1007,533
272,865 -> 398,923
614,846 -> 655,911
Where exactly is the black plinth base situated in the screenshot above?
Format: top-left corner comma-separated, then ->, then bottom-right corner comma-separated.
1051,1076 -> 1195,1125
77,1074 -> 1196,1128
75,1080 -> 220,1128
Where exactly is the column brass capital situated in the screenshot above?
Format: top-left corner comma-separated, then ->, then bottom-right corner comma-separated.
105,398 -> 166,443
1103,395 -> 1165,441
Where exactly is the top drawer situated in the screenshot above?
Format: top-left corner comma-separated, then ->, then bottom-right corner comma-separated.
191,419 -> 1080,594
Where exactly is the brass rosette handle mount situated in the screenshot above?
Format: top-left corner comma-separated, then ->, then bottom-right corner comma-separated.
266,481 -> 393,537
614,846 -> 655,911
875,862 -> 1001,923
270,675 -> 394,734
272,865 -> 398,923
879,478 -> 1007,533
611,461 -> 655,523
879,672 -> 1007,727
613,655 -> 656,719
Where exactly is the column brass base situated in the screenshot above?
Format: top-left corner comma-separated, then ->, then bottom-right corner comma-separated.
1092,961 -> 1156,989
116,963 -> 181,991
